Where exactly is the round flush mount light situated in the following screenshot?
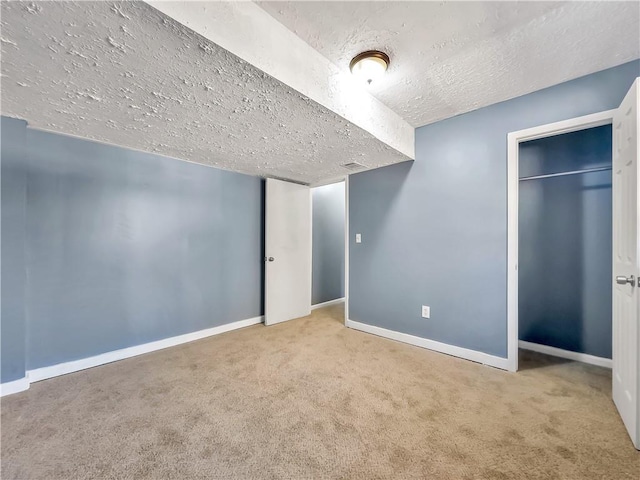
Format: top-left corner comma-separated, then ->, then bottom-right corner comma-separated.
349,50 -> 389,85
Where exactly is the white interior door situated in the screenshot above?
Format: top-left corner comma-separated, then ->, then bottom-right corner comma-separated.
265,178 -> 311,326
612,78 -> 639,450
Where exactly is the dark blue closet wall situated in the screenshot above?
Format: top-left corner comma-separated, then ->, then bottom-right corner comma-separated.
519,125 -> 612,358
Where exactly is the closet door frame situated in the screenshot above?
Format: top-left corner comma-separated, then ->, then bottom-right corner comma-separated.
506,109 -> 616,372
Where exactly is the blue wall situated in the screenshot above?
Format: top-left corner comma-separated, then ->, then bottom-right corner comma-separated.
312,182 -> 345,305
349,61 -> 639,359
1,117 -> 28,383
1,119 -> 264,379
519,126 -> 612,358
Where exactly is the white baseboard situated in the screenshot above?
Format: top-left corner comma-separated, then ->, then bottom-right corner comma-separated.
311,297 -> 345,310
0,376 -> 30,397
518,340 -> 612,368
346,319 -> 510,371
1,315 -> 263,396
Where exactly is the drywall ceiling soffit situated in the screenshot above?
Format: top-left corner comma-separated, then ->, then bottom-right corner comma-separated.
145,1 -> 414,160
0,1 -> 414,186
257,1 -> 640,128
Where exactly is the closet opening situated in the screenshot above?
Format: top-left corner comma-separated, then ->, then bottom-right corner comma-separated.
517,123 -> 613,368
507,85 -> 639,449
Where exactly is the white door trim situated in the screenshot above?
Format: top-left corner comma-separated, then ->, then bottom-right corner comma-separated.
344,175 -> 350,325
507,109 -> 616,372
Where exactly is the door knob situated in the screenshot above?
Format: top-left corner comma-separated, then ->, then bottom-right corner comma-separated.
267,257 -> 274,262
616,275 -> 636,286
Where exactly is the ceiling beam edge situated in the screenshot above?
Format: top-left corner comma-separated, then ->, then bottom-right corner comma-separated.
144,0 -> 415,160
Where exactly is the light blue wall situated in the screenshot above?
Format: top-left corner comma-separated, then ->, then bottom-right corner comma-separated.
519,126 -> 612,358
1,119 -> 264,374
312,182 -> 345,305
1,117 -> 28,383
349,61 -> 639,359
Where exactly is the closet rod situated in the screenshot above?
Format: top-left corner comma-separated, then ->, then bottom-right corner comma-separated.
519,166 -> 611,182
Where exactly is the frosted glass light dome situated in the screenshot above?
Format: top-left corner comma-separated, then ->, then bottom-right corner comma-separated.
349,51 -> 389,85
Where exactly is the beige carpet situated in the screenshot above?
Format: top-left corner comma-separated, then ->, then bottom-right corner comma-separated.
1,304 -> 638,479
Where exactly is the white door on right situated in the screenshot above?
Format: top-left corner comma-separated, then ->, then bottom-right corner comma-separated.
612,78 -> 639,450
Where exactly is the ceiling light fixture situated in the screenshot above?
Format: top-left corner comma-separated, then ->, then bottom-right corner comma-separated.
349,50 -> 389,85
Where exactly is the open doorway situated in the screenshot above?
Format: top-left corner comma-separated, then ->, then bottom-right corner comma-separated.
263,178 -> 346,326
517,124 -> 613,368
507,79 -> 640,448
507,109 -> 617,373
311,181 -> 346,311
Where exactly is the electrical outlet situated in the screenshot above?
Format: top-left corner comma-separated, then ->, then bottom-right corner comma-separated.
355,233 -> 362,244
421,305 -> 430,319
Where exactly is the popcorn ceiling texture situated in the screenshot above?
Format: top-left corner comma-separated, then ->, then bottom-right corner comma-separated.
0,1 -> 410,185
258,1 -> 640,128
146,1 -> 415,160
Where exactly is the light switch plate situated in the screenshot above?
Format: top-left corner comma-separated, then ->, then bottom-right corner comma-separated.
355,233 -> 362,244
421,305 -> 430,319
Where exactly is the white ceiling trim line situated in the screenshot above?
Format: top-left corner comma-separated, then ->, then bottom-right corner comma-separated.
145,0 -> 415,160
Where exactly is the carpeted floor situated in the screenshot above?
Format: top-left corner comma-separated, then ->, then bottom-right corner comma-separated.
1,304 -> 638,479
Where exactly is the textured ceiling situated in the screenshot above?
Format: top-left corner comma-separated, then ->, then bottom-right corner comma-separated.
257,1 -> 640,128
146,1 -> 414,160
0,1 -> 410,186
